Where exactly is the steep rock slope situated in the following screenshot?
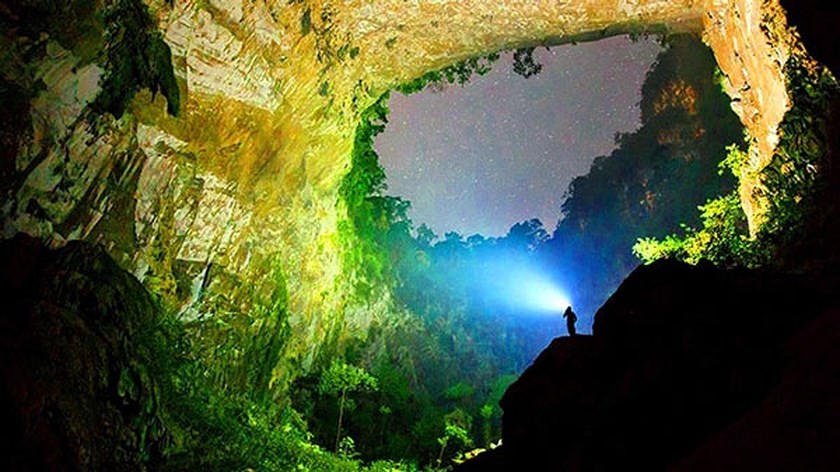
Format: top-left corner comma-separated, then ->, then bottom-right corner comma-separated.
457,260 -> 840,470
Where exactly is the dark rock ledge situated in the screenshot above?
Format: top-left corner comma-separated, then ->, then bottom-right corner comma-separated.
458,259 -> 840,471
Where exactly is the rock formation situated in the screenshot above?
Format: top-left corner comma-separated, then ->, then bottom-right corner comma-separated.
0,0 -> 819,381
0,234 -> 166,471
455,259 -> 840,471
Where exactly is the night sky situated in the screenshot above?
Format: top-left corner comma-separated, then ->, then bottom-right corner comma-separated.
374,35 -> 663,237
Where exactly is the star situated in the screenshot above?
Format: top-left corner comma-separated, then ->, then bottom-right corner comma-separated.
374,35 -> 663,236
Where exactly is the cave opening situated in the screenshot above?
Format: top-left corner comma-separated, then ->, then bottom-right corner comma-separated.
7,1 -> 840,470
375,35 -> 663,238
354,32 -> 744,334
322,31 -> 747,463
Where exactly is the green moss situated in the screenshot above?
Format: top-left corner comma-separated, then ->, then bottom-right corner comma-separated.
337,95 -> 404,298
756,55 -> 839,250
301,8 -> 312,36
396,53 -> 500,95
93,0 -> 180,118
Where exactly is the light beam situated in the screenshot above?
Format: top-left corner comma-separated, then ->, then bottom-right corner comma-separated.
483,262 -> 572,316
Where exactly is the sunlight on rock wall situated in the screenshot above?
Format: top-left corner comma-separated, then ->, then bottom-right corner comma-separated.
703,0 -> 798,233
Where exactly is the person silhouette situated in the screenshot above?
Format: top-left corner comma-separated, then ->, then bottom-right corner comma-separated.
563,306 -> 578,336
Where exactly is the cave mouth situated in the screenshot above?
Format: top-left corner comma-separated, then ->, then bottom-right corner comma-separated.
374,35 -> 664,238
351,32 -> 746,337
319,31 -> 748,464
6,2 -> 840,470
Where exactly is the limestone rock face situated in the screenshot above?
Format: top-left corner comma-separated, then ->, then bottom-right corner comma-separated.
0,0 -> 820,377
702,0 -> 798,232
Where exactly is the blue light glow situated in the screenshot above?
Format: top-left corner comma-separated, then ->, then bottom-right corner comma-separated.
515,274 -> 573,313
502,270 -> 572,314
478,260 -> 572,316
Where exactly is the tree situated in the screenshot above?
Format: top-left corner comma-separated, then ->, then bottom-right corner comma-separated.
318,360 -> 378,452
479,404 -> 494,447
512,47 -> 543,78
436,409 -> 473,466
505,218 -> 549,251
415,224 -> 438,248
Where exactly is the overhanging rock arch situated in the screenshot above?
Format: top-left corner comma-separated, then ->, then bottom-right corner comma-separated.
1,0 -> 801,375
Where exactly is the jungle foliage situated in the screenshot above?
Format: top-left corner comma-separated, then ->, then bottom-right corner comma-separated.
331,88 -> 529,466
8,0 -> 819,468
396,53 -> 500,94
145,261 -> 425,471
105,32 -> 797,471
512,47 -> 543,78
544,34 -> 745,314
148,33 -> 833,470
136,34 -> 753,471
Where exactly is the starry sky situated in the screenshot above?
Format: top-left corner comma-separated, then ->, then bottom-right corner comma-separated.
374,35 -> 663,237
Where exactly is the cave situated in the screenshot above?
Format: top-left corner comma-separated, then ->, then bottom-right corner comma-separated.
2,0 -> 840,470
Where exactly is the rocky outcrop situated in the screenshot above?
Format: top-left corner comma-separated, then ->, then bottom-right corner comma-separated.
456,259 -> 840,470
0,0 -> 824,380
0,234 -> 166,471
702,0 -> 797,232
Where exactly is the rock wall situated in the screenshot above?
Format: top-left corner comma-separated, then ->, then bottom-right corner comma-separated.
0,0 -> 813,376
702,0 -> 799,232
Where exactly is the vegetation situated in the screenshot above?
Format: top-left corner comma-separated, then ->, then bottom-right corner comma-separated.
11,0 -> 830,467
633,191 -> 758,266
435,411 -> 473,467
129,33 -> 757,471
394,45 -> 545,95
543,34 -> 745,314
146,267 -> 426,471
21,21 -> 820,469
338,94 -> 413,298
396,53 -> 500,94
319,361 -> 379,452
755,54 -> 838,254
322,34 -> 749,468
331,86 -> 528,465
144,33 -> 834,470
94,0 -> 180,117
633,145 -> 760,266
512,47 -> 543,78
634,50 -> 839,269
